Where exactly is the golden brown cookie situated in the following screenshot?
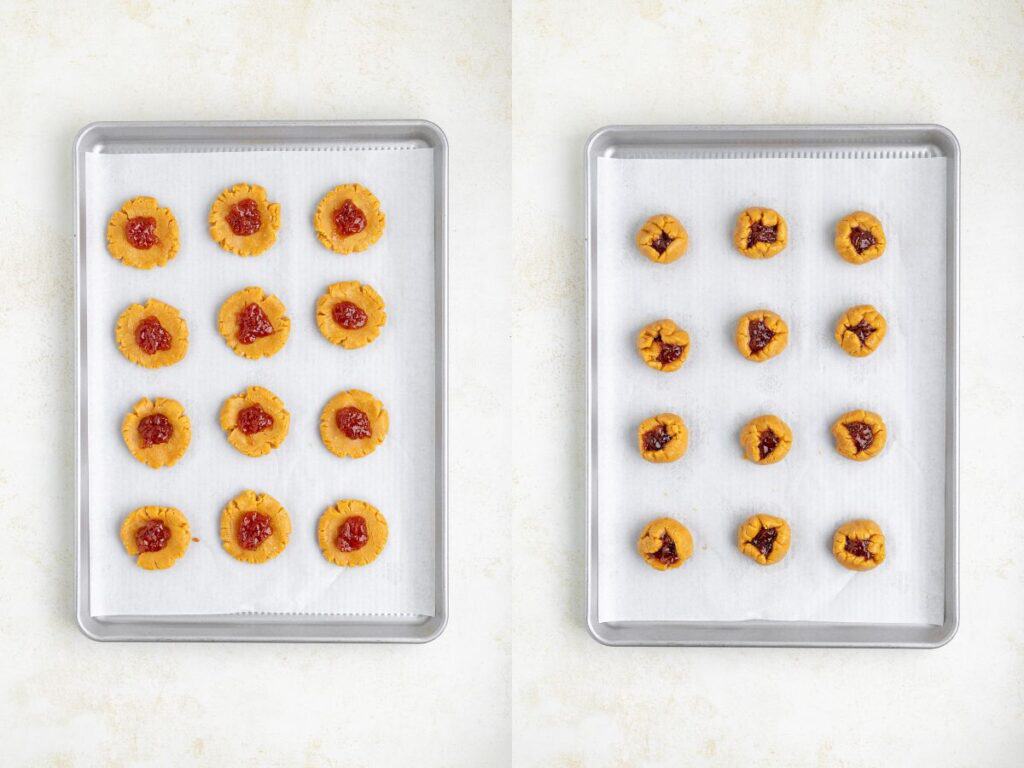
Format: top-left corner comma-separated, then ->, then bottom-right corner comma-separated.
835,211 -> 886,264
120,506 -> 191,570
636,214 -> 689,264
735,309 -> 788,362
121,397 -> 191,469
219,386 -> 290,457
638,413 -> 688,463
315,281 -> 387,349
733,207 -> 787,259
106,196 -> 180,269
835,304 -> 887,357
208,183 -> 281,256
314,183 -> 386,254
217,286 -> 290,360
739,414 -> 792,465
637,517 -> 693,571
317,499 -> 389,567
320,389 -> 389,459
219,490 -> 291,564
833,519 -> 886,571
115,298 -> 188,369
636,319 -> 690,372
737,514 -> 791,566
831,409 -> 887,461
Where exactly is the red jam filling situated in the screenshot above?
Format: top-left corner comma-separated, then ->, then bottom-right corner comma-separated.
124,216 -> 159,250
237,404 -> 274,436
137,413 -> 173,447
844,537 -> 872,559
844,421 -> 875,452
135,519 -> 171,553
335,407 -> 372,440
849,227 -> 876,254
332,199 -> 367,237
134,315 -> 172,355
225,198 -> 262,236
642,424 -> 673,452
847,320 -> 876,345
757,428 -> 780,460
238,511 -> 273,551
332,301 -> 368,329
747,319 -> 775,354
750,526 -> 778,556
746,220 -> 777,248
237,302 -> 274,344
336,515 -> 369,552
657,340 -> 683,365
650,533 -> 679,566
651,232 -> 673,254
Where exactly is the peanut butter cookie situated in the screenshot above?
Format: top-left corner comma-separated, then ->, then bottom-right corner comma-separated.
314,183 -> 386,254
835,304 -> 887,357
637,517 -> 693,571
315,281 -> 387,349
735,309 -> 788,362
219,386 -> 290,458
217,286 -> 290,360
317,499 -> 389,567
835,211 -> 886,264
120,506 -> 191,570
121,396 -> 191,469
831,409 -> 887,461
636,214 -> 689,264
115,298 -> 188,369
739,414 -> 792,464
637,413 -> 688,463
106,196 -> 180,269
320,389 -> 389,459
208,183 -> 281,256
636,319 -> 690,372
737,514 -> 791,565
734,207 -> 787,259
220,490 -> 291,565
833,519 -> 886,570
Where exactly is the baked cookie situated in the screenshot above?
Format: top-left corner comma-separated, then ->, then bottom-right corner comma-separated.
317,499 -> 389,567
314,183 -> 386,254
315,281 -> 387,349
219,386 -> 290,457
106,196 -> 180,269
835,304 -> 887,357
831,409 -> 887,461
636,319 -> 690,372
217,286 -> 290,359
733,207 -> 787,259
735,309 -> 788,362
208,183 -> 281,256
638,413 -> 688,463
115,298 -> 188,369
120,506 -> 191,570
220,490 -> 291,564
636,214 -> 689,264
737,514 -> 791,566
637,517 -> 693,571
739,414 -> 792,464
833,519 -> 886,571
835,211 -> 886,264
121,397 -> 191,469
320,389 -> 389,459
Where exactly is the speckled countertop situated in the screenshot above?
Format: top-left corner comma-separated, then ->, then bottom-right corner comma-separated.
0,1 -> 1021,765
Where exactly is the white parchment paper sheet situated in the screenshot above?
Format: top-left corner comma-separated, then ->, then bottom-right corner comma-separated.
596,155 -> 947,625
86,147 -> 436,617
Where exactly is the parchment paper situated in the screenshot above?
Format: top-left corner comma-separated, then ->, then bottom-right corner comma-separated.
595,154 -> 947,624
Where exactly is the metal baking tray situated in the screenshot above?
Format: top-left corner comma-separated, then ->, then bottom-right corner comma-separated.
585,125 -> 959,647
75,121 -> 447,642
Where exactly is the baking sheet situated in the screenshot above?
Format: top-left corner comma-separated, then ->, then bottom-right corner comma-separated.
84,146 -> 436,617
594,153 -> 947,626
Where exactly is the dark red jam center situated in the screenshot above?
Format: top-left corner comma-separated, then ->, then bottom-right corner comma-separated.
748,319 -> 775,354
757,428 -> 780,460
650,533 -> 679,566
651,232 -> 673,254
657,340 -> 683,365
849,227 -> 876,254
746,220 -> 777,248
237,302 -> 274,344
845,421 -> 875,452
844,537 -> 872,559
238,511 -> 273,550
332,301 -> 368,329
642,424 -> 673,452
135,520 -> 171,553
237,405 -> 274,436
137,413 -> 173,447
134,315 -> 172,355
124,216 -> 159,250
336,515 -> 369,552
750,526 -> 778,556
336,406 -> 372,440
332,199 -> 367,237
848,320 -> 876,345
225,198 -> 262,236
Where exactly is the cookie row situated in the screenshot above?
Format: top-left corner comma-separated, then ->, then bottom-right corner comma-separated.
636,208 -> 886,265
107,182 -> 386,269
638,410 -> 886,464
121,493 -> 388,571
638,516 -> 886,571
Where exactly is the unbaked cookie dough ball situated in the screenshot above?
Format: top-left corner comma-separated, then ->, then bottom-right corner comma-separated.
739,414 -> 792,465
734,207 -> 787,259
831,409 -> 887,461
735,309 -> 788,362
835,211 -> 886,264
636,319 -> 690,372
737,514 -> 791,566
637,412 -> 688,463
636,214 -> 689,264
833,519 -> 886,570
637,517 -> 694,571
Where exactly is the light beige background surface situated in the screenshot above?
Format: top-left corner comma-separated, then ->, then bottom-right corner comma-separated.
0,0 -> 1021,765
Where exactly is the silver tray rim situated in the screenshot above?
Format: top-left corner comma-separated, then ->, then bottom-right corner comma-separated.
74,119 -> 448,643
585,123 -> 960,648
